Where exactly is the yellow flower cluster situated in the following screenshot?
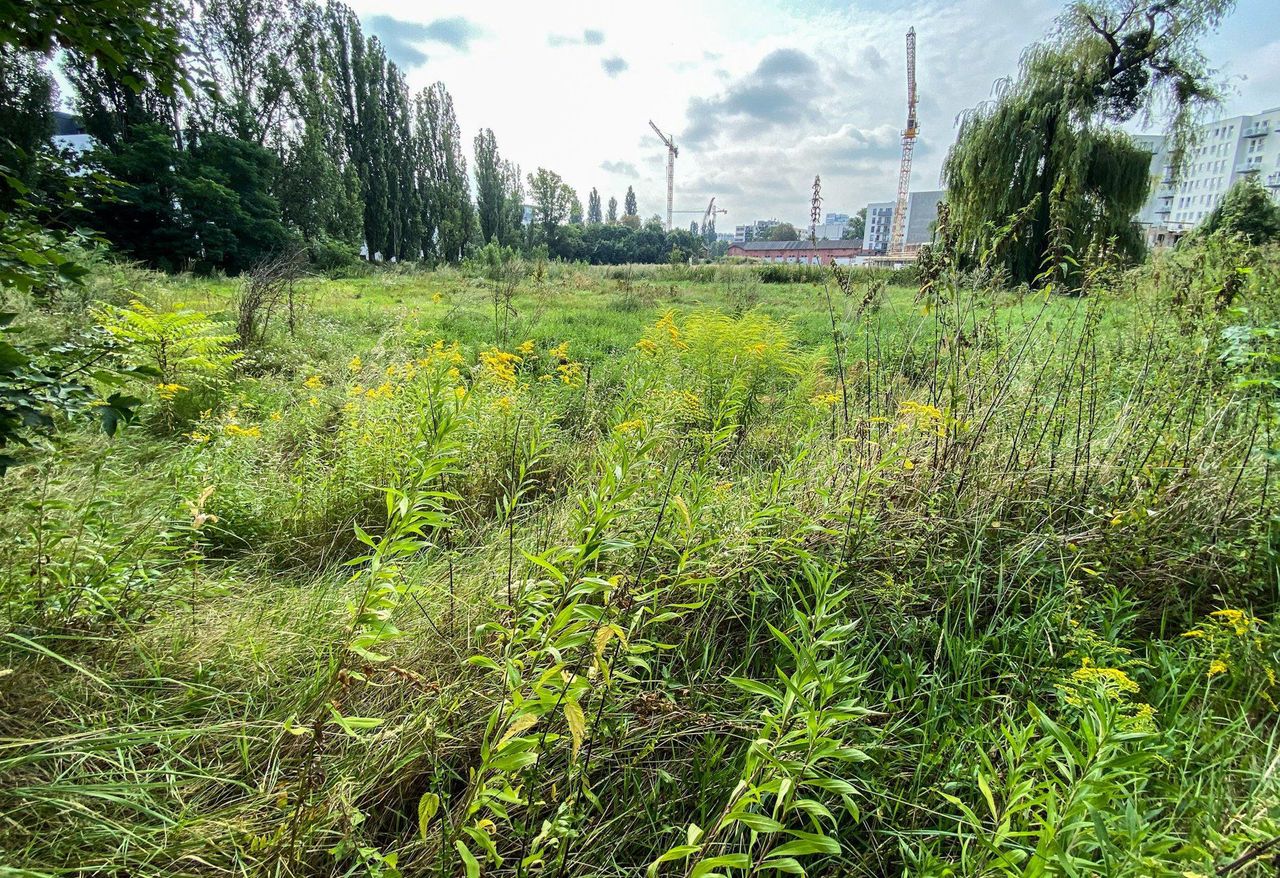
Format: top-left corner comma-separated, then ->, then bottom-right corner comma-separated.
348,355 -> 362,372
655,311 -> 687,349
897,399 -> 949,438
480,348 -> 522,385
614,418 -> 645,434
517,339 -> 536,356
303,375 -> 324,389
635,338 -> 659,355
556,361 -> 583,386
156,382 -> 187,400
549,340 -> 571,361
1071,657 -> 1140,697
1209,608 -> 1255,637
811,392 -> 839,410
225,423 -> 262,439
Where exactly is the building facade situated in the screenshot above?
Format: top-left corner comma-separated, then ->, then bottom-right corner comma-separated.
726,240 -> 865,265
861,190 -> 943,254
733,219 -> 781,243
1135,106 -> 1280,234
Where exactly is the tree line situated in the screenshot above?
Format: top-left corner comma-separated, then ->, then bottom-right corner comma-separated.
1,0 -> 710,273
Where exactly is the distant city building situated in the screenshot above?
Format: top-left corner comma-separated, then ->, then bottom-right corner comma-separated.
861,191 -> 944,254
1134,105 -> 1280,239
824,212 -> 850,226
811,222 -> 848,241
51,111 -> 94,155
715,231 -> 733,243
733,218 -> 780,243
725,240 -> 865,265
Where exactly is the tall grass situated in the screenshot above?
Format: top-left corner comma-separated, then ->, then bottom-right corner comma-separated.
1,239 -> 1277,876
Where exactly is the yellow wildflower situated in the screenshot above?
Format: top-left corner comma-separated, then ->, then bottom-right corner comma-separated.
557,361 -> 583,386
811,392 -> 839,410
224,423 -> 262,439
348,355 -> 362,372
1207,659 -> 1228,678
635,338 -> 659,355
480,348 -> 521,385
614,419 -> 645,434
304,375 -> 324,389
494,395 -> 514,413
903,459 -> 915,471
156,382 -> 187,400
549,340 -> 570,361
517,339 -> 536,356
1210,609 -> 1253,636
1071,657 -> 1140,697
308,396 -> 319,407
1180,629 -> 1205,638
432,292 -> 443,303
454,386 -> 467,401
189,430 -> 211,444
270,411 -> 282,422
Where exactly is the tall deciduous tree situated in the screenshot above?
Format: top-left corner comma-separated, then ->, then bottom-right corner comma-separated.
586,187 -> 602,224
624,185 -> 637,217
416,81 -> 471,262
474,127 -> 505,244
943,0 -> 1233,285
527,167 -> 574,254
186,0 -> 297,146
606,195 -> 617,223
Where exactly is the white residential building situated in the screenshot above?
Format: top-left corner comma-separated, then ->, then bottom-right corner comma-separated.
1135,106 -> 1280,234
862,191 -> 943,253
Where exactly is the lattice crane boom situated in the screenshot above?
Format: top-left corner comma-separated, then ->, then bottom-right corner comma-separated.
888,27 -> 917,256
649,120 -> 678,231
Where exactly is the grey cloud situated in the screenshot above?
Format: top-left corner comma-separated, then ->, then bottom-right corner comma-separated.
859,45 -> 887,73
548,28 -> 606,47
683,48 -> 823,146
601,159 -> 640,176
365,14 -> 481,68
601,56 -> 628,77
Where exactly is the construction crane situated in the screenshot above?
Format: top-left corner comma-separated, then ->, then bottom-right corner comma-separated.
649,120 -> 678,231
888,27 -> 918,256
701,197 -> 726,237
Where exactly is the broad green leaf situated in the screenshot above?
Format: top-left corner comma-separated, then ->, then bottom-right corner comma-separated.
417,792 -> 440,839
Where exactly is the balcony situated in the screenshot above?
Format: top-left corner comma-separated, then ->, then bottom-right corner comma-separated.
1243,123 -> 1270,138
1267,172 -> 1280,188
1236,162 -> 1262,175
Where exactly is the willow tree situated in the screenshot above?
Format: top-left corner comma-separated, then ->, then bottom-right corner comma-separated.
943,0 -> 1234,286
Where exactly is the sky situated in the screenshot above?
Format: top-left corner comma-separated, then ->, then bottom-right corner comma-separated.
349,0 -> 1277,231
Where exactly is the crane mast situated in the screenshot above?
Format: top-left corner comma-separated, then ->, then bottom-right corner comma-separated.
888,27 -> 917,256
649,120 -> 678,231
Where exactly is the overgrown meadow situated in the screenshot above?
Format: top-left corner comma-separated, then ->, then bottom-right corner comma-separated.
1,243 -> 1278,877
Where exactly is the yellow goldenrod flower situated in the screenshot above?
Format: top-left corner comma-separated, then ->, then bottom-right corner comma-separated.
304,375 -> 324,389
1207,659 -> 1228,678
549,340 -> 570,361
432,292 -> 443,303
348,355 -> 362,372
903,459 -> 915,471
635,338 -> 659,355
224,423 -> 262,439
517,339 -> 536,355
189,430 -> 211,444
810,392 -> 839,410
156,382 -> 187,400
270,411 -> 282,422
308,396 -> 319,407
614,418 -> 645,434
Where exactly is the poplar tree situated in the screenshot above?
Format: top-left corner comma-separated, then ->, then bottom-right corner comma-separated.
624,185 -> 637,217
607,195 -> 618,223
586,187 -> 602,224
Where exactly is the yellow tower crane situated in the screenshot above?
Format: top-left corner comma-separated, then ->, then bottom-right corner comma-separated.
888,27 -> 918,256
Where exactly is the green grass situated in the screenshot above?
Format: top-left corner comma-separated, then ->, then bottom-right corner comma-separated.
1,249 -> 1278,877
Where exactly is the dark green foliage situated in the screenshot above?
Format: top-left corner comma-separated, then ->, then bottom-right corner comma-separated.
0,315 -> 142,474
0,49 -> 55,191
607,195 -> 618,223
1197,177 -> 1280,245
766,222 -> 799,242
624,185 -> 637,217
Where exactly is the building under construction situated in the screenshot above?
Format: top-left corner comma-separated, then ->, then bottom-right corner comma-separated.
863,190 -> 944,255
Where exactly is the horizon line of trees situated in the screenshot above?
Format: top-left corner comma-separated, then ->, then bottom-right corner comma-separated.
2,0 -> 708,274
